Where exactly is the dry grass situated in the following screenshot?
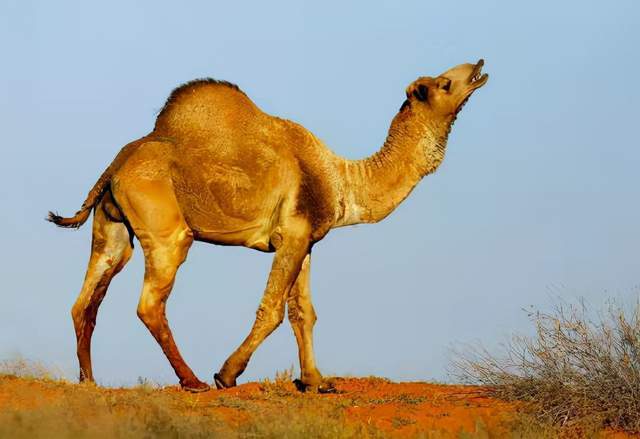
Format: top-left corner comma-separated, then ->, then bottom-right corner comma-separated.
0,377 -> 383,439
0,362 -> 556,438
3,343 -> 632,438
0,358 -> 370,439
452,298 -> 640,435
0,362 -> 385,439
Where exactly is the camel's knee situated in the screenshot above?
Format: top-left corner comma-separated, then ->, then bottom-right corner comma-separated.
287,300 -> 301,324
288,300 -> 317,327
141,231 -> 193,282
137,299 -> 173,346
136,298 -> 163,330
142,271 -> 176,301
256,302 -> 286,331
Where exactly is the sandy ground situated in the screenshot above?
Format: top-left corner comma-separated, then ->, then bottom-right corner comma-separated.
0,375 -> 635,438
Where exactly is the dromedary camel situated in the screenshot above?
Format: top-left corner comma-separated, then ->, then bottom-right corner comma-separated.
48,60 -> 488,393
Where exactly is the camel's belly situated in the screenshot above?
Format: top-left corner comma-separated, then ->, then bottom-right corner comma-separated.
175,185 -> 283,250
192,226 -> 273,252
173,166 -> 285,251
168,139 -> 294,250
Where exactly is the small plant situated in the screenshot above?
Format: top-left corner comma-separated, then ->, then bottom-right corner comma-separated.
260,365 -> 296,396
452,297 -> 640,434
274,365 -> 295,384
135,376 -> 160,392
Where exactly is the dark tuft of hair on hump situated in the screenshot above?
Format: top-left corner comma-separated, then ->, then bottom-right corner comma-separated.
157,78 -> 244,118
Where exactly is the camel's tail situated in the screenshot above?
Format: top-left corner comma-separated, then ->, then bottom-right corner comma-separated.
47,165 -> 113,228
47,141 -> 140,229
47,209 -> 93,229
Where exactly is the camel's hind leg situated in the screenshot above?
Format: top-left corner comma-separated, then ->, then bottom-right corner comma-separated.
72,192 -> 133,383
112,176 -> 210,393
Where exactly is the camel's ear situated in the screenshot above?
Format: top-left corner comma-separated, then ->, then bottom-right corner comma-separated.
406,84 -> 428,102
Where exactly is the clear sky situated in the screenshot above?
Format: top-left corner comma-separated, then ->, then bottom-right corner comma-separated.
1,1 -> 639,386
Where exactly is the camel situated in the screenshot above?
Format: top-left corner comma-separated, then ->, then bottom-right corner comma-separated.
48,60 -> 488,393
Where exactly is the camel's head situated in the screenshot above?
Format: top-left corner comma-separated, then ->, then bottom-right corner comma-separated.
403,59 -> 488,118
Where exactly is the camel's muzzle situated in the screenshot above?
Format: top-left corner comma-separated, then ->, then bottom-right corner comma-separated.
468,59 -> 489,89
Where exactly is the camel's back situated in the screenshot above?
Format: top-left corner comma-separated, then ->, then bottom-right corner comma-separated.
153,79 -> 264,144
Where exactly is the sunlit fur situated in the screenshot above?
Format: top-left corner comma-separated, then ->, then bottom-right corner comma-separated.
48,60 -> 488,392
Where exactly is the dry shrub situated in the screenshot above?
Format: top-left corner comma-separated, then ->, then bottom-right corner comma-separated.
0,357 -> 66,381
452,298 -> 640,434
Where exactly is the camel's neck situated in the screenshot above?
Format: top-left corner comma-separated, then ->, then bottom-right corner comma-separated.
335,111 -> 452,226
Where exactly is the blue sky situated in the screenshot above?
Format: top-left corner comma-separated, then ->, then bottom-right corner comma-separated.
1,0 -> 639,385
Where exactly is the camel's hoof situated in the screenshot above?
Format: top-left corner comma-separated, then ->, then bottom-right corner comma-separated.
293,379 -> 338,394
214,373 -> 236,390
181,379 -> 211,393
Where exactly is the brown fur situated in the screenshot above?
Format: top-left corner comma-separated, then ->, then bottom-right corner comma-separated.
49,61 -> 488,392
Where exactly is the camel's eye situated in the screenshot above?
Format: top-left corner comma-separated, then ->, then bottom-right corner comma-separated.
440,79 -> 451,92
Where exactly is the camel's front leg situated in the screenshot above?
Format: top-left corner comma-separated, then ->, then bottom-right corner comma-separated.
286,253 -> 333,392
214,228 -> 310,388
